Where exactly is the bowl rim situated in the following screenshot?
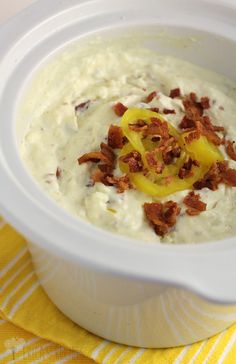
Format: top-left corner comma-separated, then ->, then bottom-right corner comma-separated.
1,0 -> 236,304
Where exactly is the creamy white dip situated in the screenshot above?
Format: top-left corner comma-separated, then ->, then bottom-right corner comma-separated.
20,40 -> 236,243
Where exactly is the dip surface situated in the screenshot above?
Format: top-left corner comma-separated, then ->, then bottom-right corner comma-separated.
20,40 -> 236,243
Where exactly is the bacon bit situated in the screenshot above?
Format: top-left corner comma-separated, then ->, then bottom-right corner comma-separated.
56,167 -> 62,179
105,175 -> 133,193
178,158 -> 199,179
183,94 -> 203,121
78,151 -> 109,165
146,118 -> 169,139
162,145 -> 181,165
183,191 -> 207,216
180,114 -> 224,137
194,161 -> 230,190
123,136 -> 128,145
189,92 -> 197,102
201,119 -> 224,146
222,168 -> 236,187
91,167 -> 132,193
145,151 -> 164,174
98,164 -> 114,174
181,94 -> 224,145
201,126 -> 223,146
108,125 -> 124,149
75,100 -> 90,112
184,128 -> 201,144
225,140 -> 236,161
144,201 -> 181,237
193,162 -> 224,190
179,116 -> 195,130
145,91 -> 157,103
112,102 -> 128,117
184,119 -> 223,146
163,109 -> 176,115
129,118 -> 170,139
78,143 -> 115,166
169,88 -> 181,98
129,120 -> 147,133
200,97 -> 210,109
213,125 -> 225,132
201,116 -> 225,133
91,168 -> 108,185
158,136 -> 181,165
100,143 -> 116,166
219,106 -> 224,111
149,107 -> 160,113
120,151 -> 143,173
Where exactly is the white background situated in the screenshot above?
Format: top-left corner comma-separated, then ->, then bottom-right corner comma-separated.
0,0 -> 34,24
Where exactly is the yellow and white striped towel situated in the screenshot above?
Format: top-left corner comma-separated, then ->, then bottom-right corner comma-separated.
1,220 -> 236,364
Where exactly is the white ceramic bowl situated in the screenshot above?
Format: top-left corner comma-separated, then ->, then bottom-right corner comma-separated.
0,0 -> 236,348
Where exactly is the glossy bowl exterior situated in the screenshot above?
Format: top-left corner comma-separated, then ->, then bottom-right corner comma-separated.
0,0 -> 236,348
28,241 -> 236,348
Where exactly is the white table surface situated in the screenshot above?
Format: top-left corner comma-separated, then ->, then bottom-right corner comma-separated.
0,0 -> 34,24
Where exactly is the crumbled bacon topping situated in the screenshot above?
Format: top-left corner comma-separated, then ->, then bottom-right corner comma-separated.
120,151 -> 143,173
144,201 -> 181,237
194,161 -> 236,190
178,158 -> 199,179
201,115 -> 225,133
145,91 -> 157,103
184,119 -> 223,146
146,118 -> 170,138
145,151 -> 164,174
106,175 -> 133,193
91,169 -> 132,193
112,102 -> 128,117
163,108 -> 176,115
157,136 -> 181,165
78,151 -> 110,165
128,120 -> 147,133
91,168 -> 109,185
108,125 -> 124,149
194,161 -> 226,191
200,97 -> 210,109
222,168 -> 236,187
179,116 -> 195,130
149,107 -> 160,113
225,140 -> 236,161
98,164 -> 114,174
169,88 -> 181,98
183,93 -> 203,121
162,145 -> 181,165
75,100 -> 90,112
184,126 -> 201,144
129,118 -> 170,139
180,93 -> 224,146
201,125 -> 222,146
78,143 -> 115,166
100,143 -> 116,165
183,191 -> 207,216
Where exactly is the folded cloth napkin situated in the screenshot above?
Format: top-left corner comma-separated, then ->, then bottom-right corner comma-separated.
0,221 -> 236,364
